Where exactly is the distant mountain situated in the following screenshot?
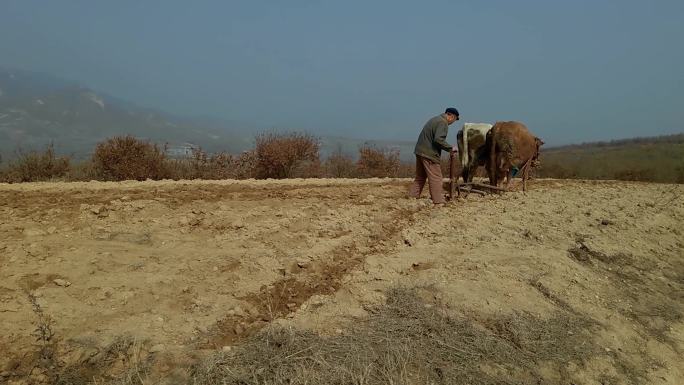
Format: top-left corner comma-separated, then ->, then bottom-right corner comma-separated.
0,69 -> 251,159
542,133 -> 684,152
0,68 -> 428,162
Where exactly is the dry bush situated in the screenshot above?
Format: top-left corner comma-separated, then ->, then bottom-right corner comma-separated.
65,160 -> 98,181
192,287 -> 598,385
165,149 -> 257,180
187,147 -> 236,179
163,158 -> 195,180
255,132 -> 320,179
323,147 -> 356,178
92,135 -> 168,181
356,145 -> 400,178
0,144 -> 70,183
232,150 -> 258,179
397,161 -> 415,178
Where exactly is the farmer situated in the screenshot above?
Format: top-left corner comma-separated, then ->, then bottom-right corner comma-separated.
409,107 -> 459,205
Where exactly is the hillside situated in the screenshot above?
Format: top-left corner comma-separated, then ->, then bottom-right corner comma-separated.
0,69 -> 251,159
538,134 -> 684,183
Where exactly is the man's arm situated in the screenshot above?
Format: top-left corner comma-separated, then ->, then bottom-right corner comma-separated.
434,121 -> 453,152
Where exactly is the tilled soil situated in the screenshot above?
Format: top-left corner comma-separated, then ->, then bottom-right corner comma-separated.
0,178 -> 682,384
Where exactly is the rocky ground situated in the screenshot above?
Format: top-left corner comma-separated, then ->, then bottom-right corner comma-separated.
0,178 -> 682,384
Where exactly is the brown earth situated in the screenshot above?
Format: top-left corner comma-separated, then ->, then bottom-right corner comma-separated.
0,178 -> 682,384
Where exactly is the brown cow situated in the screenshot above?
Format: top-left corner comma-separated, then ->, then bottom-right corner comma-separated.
486,121 -> 544,191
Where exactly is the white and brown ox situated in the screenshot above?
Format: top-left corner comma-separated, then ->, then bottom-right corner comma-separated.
486,121 -> 544,191
456,123 -> 493,183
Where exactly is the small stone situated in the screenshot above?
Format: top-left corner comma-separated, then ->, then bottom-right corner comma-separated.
222,345 -> 232,352
286,302 -> 297,310
98,287 -> 114,300
231,306 -> 245,317
296,261 -> 309,269
149,344 -> 165,353
212,266 -> 219,272
604,347 -> 612,353
53,279 -> 71,287
234,324 -> 244,335
23,228 -> 46,237
600,219 -> 614,226
47,226 -> 57,234
335,328 -> 343,334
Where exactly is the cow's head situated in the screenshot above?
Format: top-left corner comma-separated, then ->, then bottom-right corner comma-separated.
532,137 -> 544,166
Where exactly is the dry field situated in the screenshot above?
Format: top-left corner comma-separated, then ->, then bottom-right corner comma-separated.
0,178 -> 682,384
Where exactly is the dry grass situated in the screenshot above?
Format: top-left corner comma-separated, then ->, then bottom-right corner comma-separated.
54,336 -> 152,385
7,285 -> 665,384
191,287 -> 598,385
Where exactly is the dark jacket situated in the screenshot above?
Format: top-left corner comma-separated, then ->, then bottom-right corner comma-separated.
414,114 -> 452,163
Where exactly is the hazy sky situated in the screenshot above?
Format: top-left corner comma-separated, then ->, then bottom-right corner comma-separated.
2,0 -> 683,145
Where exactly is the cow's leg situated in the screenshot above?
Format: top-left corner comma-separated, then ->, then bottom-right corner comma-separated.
488,135 -> 497,186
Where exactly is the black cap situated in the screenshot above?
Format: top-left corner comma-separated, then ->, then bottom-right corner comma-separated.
445,107 -> 459,116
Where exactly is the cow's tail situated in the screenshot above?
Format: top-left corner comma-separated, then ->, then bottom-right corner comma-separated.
462,126 -> 469,166
488,125 -> 497,185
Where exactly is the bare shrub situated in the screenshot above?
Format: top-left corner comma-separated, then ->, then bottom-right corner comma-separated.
65,160 -> 98,181
163,158 -> 195,180
397,161 -> 415,178
255,132 -> 320,179
323,146 -> 356,178
92,135 -> 168,181
233,150 -> 258,179
0,143 -> 70,183
356,145 -> 400,178
188,147 -> 236,179
165,149 -> 257,180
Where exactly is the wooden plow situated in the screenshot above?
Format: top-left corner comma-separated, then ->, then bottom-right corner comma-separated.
447,152 -> 507,201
